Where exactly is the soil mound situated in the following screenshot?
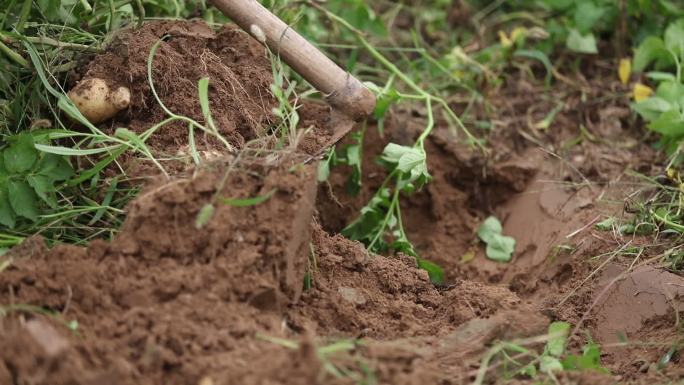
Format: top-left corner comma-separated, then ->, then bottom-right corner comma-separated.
80,20 -> 277,150
0,153 -> 526,384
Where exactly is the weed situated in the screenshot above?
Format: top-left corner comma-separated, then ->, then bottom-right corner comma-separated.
474,321 -> 608,385
477,216 -> 516,262
0,303 -> 79,333
258,334 -> 376,384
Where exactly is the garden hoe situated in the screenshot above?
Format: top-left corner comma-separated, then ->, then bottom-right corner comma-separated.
209,0 -> 376,153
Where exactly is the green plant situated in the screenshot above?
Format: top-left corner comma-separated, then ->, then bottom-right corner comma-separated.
477,216 -> 516,262
0,132 -> 73,228
258,334 -> 376,384
474,322 -> 608,384
490,0 -> 683,55
306,2 -> 494,284
631,19 -> 684,155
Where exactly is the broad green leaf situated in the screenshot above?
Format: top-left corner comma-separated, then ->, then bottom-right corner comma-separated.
540,355 -> 564,373
646,71 -> 677,82
566,29 -> 597,54
594,217 -> 615,231
0,184 -> 16,228
221,189 -> 277,207
562,342 -> 608,373
27,175 -> 56,208
4,134 -> 37,174
397,150 -> 426,174
519,363 -> 537,377
318,158 -> 331,182
381,143 -> 413,164
574,2 -> 605,33
648,109 -> 684,136
37,154 -> 74,181
633,37 -> 670,72
346,144 -> 362,167
485,234 -> 516,262
374,89 -> 401,120
477,216 -> 503,244
477,216 -> 516,262
417,258 -> 445,285
656,81 -> 684,104
664,19 -> 684,56
546,321 -> 571,357
632,97 -> 673,121
8,180 -> 39,221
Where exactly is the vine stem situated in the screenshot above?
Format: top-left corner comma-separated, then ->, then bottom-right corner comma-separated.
367,187 -> 401,253
307,1 -> 483,150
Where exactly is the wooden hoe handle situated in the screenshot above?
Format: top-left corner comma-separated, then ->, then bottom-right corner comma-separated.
210,0 -> 376,121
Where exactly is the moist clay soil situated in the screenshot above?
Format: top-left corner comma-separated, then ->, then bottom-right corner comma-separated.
1,20 -> 683,385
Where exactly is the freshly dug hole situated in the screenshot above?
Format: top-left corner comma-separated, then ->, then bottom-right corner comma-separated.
0,151 -> 532,385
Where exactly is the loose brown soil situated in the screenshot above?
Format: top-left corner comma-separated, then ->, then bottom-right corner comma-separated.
1,20 -> 683,385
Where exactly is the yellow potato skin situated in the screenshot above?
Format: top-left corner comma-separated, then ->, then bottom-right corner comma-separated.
67,78 -> 130,124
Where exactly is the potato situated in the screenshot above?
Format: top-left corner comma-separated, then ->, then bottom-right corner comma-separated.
67,78 -> 130,124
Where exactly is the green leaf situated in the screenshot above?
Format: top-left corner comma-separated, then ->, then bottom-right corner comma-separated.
485,234 -> 516,262
27,175 -> 56,208
562,342 -> 609,373
8,180 -> 39,221
477,217 -> 516,262
546,321 -> 571,357
545,0 -> 573,10
417,258 -> 445,285
514,49 -> 553,86
660,0 -> 684,16
317,147 -> 336,183
198,77 -> 218,133
646,71 -> 677,82
648,109 -> 684,136
519,363 -> 537,377
594,217 -> 615,231
381,143 -> 413,164
374,89 -> 401,120
574,2 -> 605,33
195,204 -> 215,229
397,150 -> 426,173
318,159 -> 331,183
632,97 -> 674,122
346,144 -> 362,167
221,189 -> 277,207
566,29 -> 598,54
4,134 -> 37,174
477,216 -> 503,244
35,143 -> 119,156
658,345 -> 678,369
664,19 -> 684,56
633,37 -> 670,72
36,154 -> 74,181
540,355 -> 564,373
656,80 -> 684,104
0,184 -> 16,228
381,143 -> 430,184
